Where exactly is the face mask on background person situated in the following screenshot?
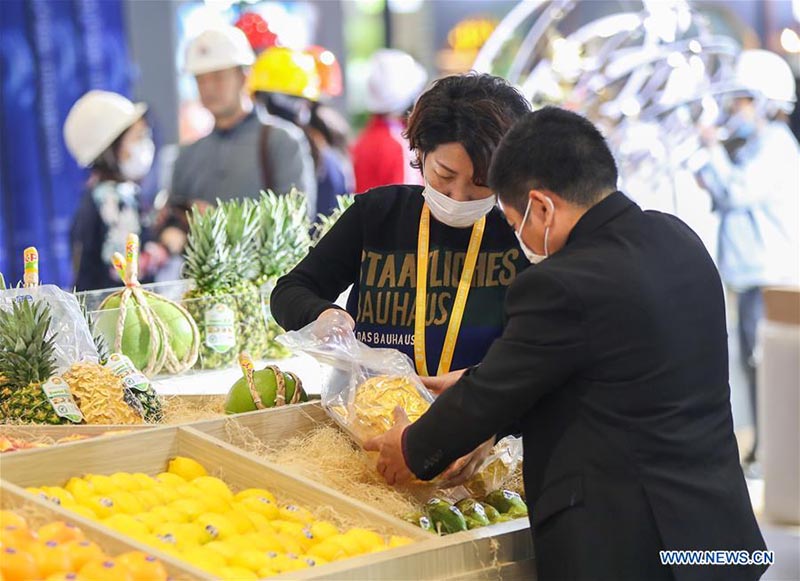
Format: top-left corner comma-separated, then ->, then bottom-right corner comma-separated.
726,110 -> 757,141
515,196 -> 553,264
422,180 -> 496,228
119,137 -> 155,182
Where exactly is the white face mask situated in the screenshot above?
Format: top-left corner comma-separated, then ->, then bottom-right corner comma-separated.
422,180 -> 496,228
515,196 -> 553,264
119,137 -> 155,182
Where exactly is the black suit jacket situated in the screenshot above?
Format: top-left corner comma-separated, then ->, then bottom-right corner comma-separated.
404,192 -> 767,581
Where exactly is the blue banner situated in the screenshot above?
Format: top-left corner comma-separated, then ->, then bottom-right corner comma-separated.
0,0 -> 131,288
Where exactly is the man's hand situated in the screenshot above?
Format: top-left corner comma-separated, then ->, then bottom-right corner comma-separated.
420,368 -> 467,396
364,407 -> 414,486
439,436 -> 496,488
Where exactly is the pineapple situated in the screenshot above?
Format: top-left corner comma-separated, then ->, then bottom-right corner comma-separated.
0,299 -> 69,424
78,295 -> 162,422
311,194 -> 355,246
222,198 -> 269,359
183,204 -> 240,369
63,363 -> 144,425
255,190 -> 312,358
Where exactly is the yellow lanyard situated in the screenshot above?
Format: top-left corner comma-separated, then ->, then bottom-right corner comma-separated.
414,203 -> 486,377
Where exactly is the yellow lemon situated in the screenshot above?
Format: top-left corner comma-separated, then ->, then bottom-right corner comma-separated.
166,457 -> 207,481
180,546 -> 226,573
310,521 -> 339,542
131,473 -> 156,489
388,535 -> 414,548
344,528 -> 385,553
150,505 -> 187,524
238,496 -> 279,520
257,566 -> 279,578
64,478 -> 94,502
168,499 -> 206,521
68,505 -> 97,521
244,512 -> 274,533
109,472 -> 140,492
0,510 -> 27,529
153,523 -> 202,551
85,474 -> 117,495
278,505 -> 315,524
195,513 -> 237,543
234,488 -> 277,504
204,540 -> 236,563
41,487 -> 76,506
241,532 -> 284,553
268,553 -> 309,573
133,489 -> 161,511
108,491 -> 144,515
132,512 -> 162,532
191,476 -> 233,501
199,494 -> 230,514
271,521 -> 316,551
221,510 -> 254,535
154,472 -> 185,487
308,540 -> 348,562
325,533 -> 364,557
25,487 -> 51,502
150,485 -> 180,505
230,550 -> 270,572
217,565 -> 258,580
103,514 -> 150,538
82,496 -> 116,519
300,555 -> 329,568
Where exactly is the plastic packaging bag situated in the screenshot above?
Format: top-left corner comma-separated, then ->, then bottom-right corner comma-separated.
463,436 -> 523,497
0,285 -> 99,372
277,312 -> 434,446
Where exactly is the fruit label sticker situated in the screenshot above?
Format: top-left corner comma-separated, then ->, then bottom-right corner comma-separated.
205,304 -> 236,353
42,377 -> 84,423
106,353 -> 151,392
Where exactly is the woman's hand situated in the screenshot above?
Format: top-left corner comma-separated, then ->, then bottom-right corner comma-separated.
420,368 -> 467,396
312,308 -> 355,339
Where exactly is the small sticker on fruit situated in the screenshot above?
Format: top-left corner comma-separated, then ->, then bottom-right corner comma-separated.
42,377 -> 84,424
205,304 -> 236,354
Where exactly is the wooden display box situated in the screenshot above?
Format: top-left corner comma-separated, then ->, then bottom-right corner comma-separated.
192,403 -> 537,579
0,480 -> 207,580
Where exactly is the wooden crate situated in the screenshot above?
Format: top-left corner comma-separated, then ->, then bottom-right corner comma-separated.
0,480 -> 208,580
193,403 -> 537,579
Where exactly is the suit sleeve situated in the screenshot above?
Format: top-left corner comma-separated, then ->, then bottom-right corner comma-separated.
270,199 -> 363,330
403,268 -> 588,480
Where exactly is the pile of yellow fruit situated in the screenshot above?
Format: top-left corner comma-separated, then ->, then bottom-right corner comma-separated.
26,456 -> 414,579
0,509 -> 167,581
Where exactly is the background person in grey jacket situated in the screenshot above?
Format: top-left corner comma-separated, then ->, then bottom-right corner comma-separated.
170,26 -> 317,218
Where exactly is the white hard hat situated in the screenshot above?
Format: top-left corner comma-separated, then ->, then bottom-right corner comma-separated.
63,90 -> 147,167
185,26 -> 255,76
366,49 -> 428,114
734,49 -> 796,111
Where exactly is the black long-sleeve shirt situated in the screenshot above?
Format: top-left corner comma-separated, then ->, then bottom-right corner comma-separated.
271,185 -> 527,372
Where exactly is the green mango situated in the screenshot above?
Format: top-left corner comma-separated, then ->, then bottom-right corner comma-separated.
403,512 -> 434,532
484,490 -> 528,517
225,367 -> 308,414
455,499 -> 490,529
425,498 -> 467,535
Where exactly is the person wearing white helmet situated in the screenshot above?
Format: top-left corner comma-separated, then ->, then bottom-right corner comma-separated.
65,90 -> 167,291
351,49 -> 428,193
697,49 -> 800,471
170,25 -> 316,217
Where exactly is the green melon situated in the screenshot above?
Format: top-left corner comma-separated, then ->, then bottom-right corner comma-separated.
225,367 -> 308,414
95,296 -> 164,372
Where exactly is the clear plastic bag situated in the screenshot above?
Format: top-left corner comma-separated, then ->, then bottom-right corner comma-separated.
0,285 -> 99,372
277,311 -> 434,446
463,436 -> 523,498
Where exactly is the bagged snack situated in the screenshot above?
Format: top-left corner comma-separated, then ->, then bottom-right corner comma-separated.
277,312 -> 434,446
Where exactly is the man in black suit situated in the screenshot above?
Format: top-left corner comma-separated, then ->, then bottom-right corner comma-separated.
365,107 -> 768,581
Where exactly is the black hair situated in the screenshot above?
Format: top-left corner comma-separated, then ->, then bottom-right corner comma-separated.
405,73 -> 531,186
489,107 -> 618,211
89,131 -> 127,183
